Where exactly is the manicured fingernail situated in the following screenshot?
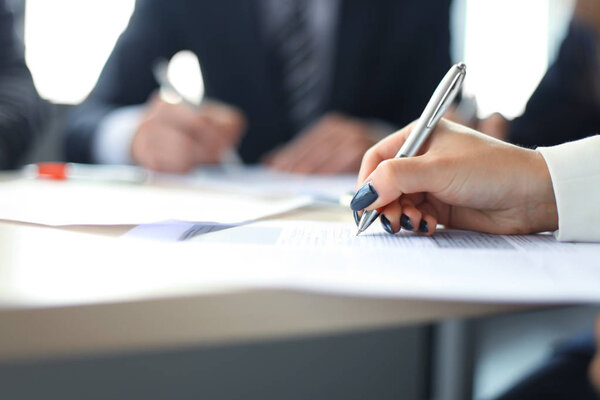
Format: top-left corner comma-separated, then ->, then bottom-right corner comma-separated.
419,220 -> 429,233
380,214 -> 394,234
350,182 -> 379,211
400,214 -> 414,231
353,210 -> 360,226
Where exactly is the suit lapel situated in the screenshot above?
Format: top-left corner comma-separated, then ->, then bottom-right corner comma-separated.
233,1 -> 274,100
329,0 -> 382,111
229,1 -> 292,148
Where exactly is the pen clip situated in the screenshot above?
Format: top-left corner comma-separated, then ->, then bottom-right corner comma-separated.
427,69 -> 466,129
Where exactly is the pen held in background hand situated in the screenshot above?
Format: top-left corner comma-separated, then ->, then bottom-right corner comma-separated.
353,62 -> 467,236
152,59 -> 243,167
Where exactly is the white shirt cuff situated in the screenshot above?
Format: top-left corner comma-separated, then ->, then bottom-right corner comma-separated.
537,135 -> 600,242
93,105 -> 146,165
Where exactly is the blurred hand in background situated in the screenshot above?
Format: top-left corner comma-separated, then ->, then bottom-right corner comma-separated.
264,113 -> 378,175
131,95 -> 246,173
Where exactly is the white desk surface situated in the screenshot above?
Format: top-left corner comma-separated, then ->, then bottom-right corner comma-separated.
0,178 -> 525,363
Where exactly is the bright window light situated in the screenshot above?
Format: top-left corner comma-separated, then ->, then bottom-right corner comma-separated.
25,0 -> 136,104
463,0 -> 550,119
25,1 -> 204,106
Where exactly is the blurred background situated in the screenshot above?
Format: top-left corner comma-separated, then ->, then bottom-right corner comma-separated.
16,0 -> 579,162
22,0 -> 574,115
3,0 -> 599,399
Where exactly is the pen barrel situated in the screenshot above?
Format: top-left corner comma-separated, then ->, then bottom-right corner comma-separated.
395,63 -> 466,158
396,117 -> 433,158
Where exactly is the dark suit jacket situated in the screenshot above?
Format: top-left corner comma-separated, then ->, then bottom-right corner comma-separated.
0,0 -> 43,169
509,21 -> 600,147
65,0 -> 451,163
497,332 -> 597,400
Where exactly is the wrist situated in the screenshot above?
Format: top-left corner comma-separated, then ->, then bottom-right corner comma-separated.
523,150 -> 558,233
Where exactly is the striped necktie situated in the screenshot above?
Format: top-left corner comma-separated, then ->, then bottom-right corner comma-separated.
274,0 -> 321,133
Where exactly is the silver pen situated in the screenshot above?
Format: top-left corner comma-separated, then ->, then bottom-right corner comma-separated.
355,62 -> 467,236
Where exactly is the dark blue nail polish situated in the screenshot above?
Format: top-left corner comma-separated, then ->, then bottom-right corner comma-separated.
419,220 -> 429,233
400,214 -> 414,231
380,214 -> 394,234
350,182 -> 379,211
353,210 -> 360,226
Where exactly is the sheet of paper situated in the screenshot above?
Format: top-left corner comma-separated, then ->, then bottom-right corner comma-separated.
0,179 -> 311,226
184,220 -> 600,304
5,219 -> 600,307
186,220 -> 565,249
164,166 -> 357,203
125,220 -> 240,241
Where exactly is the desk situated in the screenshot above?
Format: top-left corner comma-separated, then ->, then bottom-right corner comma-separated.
0,197 -> 524,363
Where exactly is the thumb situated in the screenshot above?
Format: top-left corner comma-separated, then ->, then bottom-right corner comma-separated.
350,157 -> 441,211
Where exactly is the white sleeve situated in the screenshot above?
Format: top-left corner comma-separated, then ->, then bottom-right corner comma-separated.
92,105 -> 146,165
537,135 -> 600,242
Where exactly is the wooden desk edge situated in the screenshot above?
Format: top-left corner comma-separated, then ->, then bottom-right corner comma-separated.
0,289 -> 529,363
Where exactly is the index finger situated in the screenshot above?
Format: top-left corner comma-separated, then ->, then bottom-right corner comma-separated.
356,122 -> 415,189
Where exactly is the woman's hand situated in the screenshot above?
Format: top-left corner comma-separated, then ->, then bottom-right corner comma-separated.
351,119 -> 558,236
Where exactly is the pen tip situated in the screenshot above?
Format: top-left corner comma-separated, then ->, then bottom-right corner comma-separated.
355,231 -> 361,237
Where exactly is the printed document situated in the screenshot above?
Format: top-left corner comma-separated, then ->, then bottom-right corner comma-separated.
6,219 -> 599,305
181,220 -> 600,303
